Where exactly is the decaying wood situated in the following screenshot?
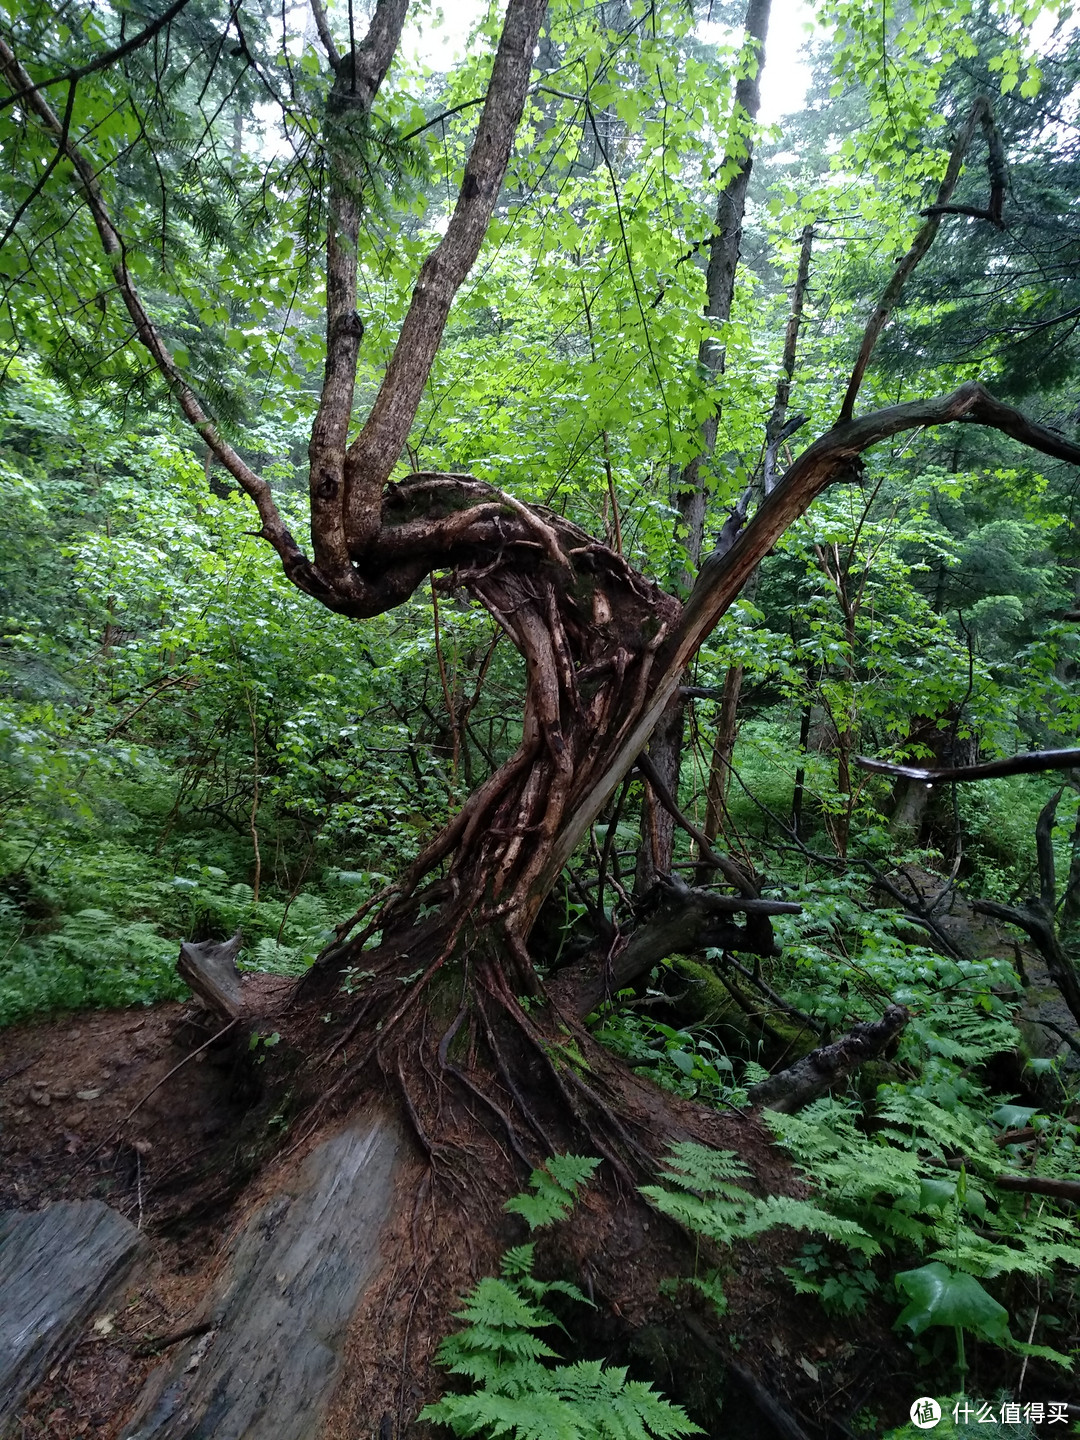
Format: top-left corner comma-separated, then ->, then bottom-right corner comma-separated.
745,1004 -> 909,1113
994,1174 -> 1080,1203
974,897 -> 1080,1029
177,932 -> 245,1021
0,1200 -> 145,1434
561,874 -> 799,1019
856,749 -> 1080,783
121,1112 -> 403,1440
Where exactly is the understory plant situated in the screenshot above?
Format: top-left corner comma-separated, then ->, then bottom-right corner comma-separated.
765,1088 -> 1080,1377
420,1156 -> 703,1440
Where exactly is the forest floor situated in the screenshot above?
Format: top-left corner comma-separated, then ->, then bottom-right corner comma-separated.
0,984 -> 295,1438
0,984 -> 958,1440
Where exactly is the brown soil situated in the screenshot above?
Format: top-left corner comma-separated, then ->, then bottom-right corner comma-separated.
0,989 -> 934,1440
0,982 -> 291,1439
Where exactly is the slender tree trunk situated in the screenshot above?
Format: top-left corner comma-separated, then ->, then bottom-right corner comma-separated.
701,224 -> 814,847
703,662 -> 744,844
636,0 -> 772,893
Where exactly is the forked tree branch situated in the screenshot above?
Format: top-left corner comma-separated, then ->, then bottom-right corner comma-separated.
839,95 -> 1006,423
307,0 -> 411,587
342,0 -> 549,549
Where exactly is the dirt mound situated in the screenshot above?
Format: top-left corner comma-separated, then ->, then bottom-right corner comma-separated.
0,986 -> 289,1438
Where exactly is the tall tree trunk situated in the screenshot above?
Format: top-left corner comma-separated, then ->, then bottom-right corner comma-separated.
636,0 -> 772,894
702,224 -> 814,846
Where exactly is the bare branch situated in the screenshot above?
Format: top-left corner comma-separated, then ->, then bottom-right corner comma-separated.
308,0 -> 341,67
746,1005 -> 909,1113
636,751 -> 758,897
855,749 -> 1080,783
839,96 -> 1005,424
763,223 -> 813,496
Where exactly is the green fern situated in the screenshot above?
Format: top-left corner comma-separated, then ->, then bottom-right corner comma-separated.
640,1141 -> 879,1257
421,1170 -> 702,1440
503,1155 -> 600,1232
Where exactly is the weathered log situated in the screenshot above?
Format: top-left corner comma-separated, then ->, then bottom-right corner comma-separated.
993,1175 -> 1080,1202
0,1200 -> 145,1434
177,931 -> 245,1021
565,877 -> 798,1018
973,898 -> 1080,1030
746,1005 -> 909,1113
121,1110 -> 404,1440
855,749 -> 1080,783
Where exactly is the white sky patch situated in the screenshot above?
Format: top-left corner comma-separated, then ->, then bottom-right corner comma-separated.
757,0 -> 815,125
406,0 -> 813,123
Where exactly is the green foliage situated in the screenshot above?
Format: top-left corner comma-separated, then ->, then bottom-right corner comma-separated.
641,1141 -> 879,1257
422,1162 -> 701,1440
503,1156 -> 601,1232
783,1243 -> 880,1318
895,1261 -> 1010,1343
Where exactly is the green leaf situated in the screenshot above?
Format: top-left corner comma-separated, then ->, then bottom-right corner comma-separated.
894,1263 -> 1010,1342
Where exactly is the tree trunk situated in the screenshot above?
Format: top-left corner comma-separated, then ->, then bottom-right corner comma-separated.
636,0 -> 773,894
14,7 -> 1080,1429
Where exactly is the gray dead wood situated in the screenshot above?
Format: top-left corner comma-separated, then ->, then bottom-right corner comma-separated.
176,931 -> 245,1020
0,1200 -> 145,1435
746,1004 -> 909,1113
121,1110 -> 403,1440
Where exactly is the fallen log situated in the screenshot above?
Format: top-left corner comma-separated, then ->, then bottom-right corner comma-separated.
747,1005 -> 909,1113
855,749 -> 1080,784
0,1200 -> 145,1434
120,1109 -> 404,1440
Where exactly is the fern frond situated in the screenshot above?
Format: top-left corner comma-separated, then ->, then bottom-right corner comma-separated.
504,1154 -> 600,1232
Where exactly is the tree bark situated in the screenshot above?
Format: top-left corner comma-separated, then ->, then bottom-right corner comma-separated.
636,0 -> 772,894
746,1005 -> 909,1113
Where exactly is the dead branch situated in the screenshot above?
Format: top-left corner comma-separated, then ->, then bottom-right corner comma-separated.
745,1005 -> 908,1113
973,898 -> 1080,1028
840,96 -> 1005,423
565,876 -> 796,1018
763,223 -> 814,496
722,952 -> 826,1036
637,750 -> 758,897
855,749 -> 1080,783
994,1175 -> 1080,1203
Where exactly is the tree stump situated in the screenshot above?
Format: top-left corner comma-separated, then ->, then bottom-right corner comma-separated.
176,933 -> 246,1021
